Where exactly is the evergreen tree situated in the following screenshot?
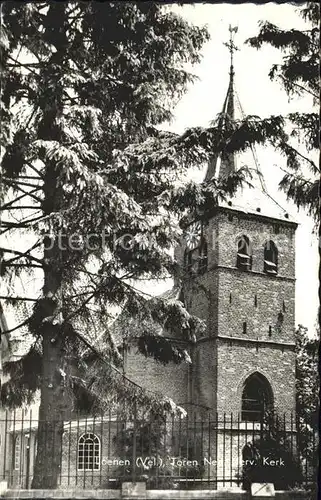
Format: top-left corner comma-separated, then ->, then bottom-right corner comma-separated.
0,2 -> 289,488
247,2 -> 319,220
295,325 -> 319,470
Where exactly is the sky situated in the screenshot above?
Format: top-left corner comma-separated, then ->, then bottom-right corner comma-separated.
147,2 -> 319,334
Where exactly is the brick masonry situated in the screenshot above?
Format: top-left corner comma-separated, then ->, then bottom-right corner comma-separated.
127,206 -> 297,419
120,205 -> 299,488
181,208 -> 297,417
124,350 -> 189,405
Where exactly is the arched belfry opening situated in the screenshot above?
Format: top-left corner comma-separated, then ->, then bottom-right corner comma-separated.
264,240 -> 278,275
241,372 -> 273,422
236,235 -> 252,271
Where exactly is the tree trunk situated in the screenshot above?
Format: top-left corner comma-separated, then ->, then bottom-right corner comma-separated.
31,238 -> 67,488
30,11 -> 68,484
31,335 -> 65,488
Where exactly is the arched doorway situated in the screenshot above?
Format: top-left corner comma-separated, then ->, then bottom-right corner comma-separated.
241,372 -> 273,421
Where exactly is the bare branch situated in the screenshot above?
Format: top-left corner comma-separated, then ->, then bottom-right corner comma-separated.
0,247 -> 43,265
4,241 -> 42,265
3,177 -> 42,189
0,296 -> 38,302
3,263 -> 43,269
26,162 -> 45,180
1,205 -> 41,211
0,214 -> 47,233
0,192 -> 30,210
0,319 -> 30,336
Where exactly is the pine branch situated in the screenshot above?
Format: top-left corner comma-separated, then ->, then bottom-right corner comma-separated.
279,140 -> 319,172
73,328 -> 144,391
279,75 -> 318,99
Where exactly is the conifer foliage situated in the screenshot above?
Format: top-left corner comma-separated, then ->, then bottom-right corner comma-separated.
247,2 -> 319,220
0,2 -> 293,488
295,325 -> 319,465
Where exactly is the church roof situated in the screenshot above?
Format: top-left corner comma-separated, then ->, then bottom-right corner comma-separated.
220,171 -> 294,223
204,26 -> 296,225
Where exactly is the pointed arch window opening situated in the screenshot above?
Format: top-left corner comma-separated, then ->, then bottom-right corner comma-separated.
264,240 -> 278,275
236,235 -> 252,271
241,373 -> 274,422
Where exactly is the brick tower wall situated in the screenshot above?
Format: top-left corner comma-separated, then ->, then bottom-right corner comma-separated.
179,208 -> 297,416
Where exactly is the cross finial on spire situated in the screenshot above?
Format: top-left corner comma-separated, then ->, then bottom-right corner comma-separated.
224,25 -> 239,77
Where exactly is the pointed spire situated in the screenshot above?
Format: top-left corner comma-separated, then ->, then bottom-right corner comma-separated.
205,25 -> 238,181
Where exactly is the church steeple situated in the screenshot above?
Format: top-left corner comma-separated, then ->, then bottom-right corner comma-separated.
205,25 -> 238,181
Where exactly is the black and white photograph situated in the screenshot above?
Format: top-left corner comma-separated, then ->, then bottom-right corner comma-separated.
0,2 -> 319,499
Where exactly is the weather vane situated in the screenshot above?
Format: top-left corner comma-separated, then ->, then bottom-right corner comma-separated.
224,25 -> 239,74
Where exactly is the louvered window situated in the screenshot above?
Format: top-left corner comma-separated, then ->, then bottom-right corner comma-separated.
264,241 -> 278,275
236,235 -> 252,270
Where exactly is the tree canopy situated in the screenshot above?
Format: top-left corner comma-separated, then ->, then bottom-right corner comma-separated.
295,325 -> 319,479
247,2 -> 319,221
295,325 -> 319,430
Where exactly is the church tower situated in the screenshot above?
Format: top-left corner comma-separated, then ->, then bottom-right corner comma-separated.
178,26 -> 298,421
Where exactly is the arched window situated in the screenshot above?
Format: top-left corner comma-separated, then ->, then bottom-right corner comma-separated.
263,240 -> 278,275
198,238 -> 208,274
241,372 -> 273,422
14,435 -> 21,470
236,235 -> 252,271
78,433 -> 100,471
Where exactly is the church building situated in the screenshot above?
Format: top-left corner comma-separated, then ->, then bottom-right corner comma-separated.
122,26 -> 298,483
